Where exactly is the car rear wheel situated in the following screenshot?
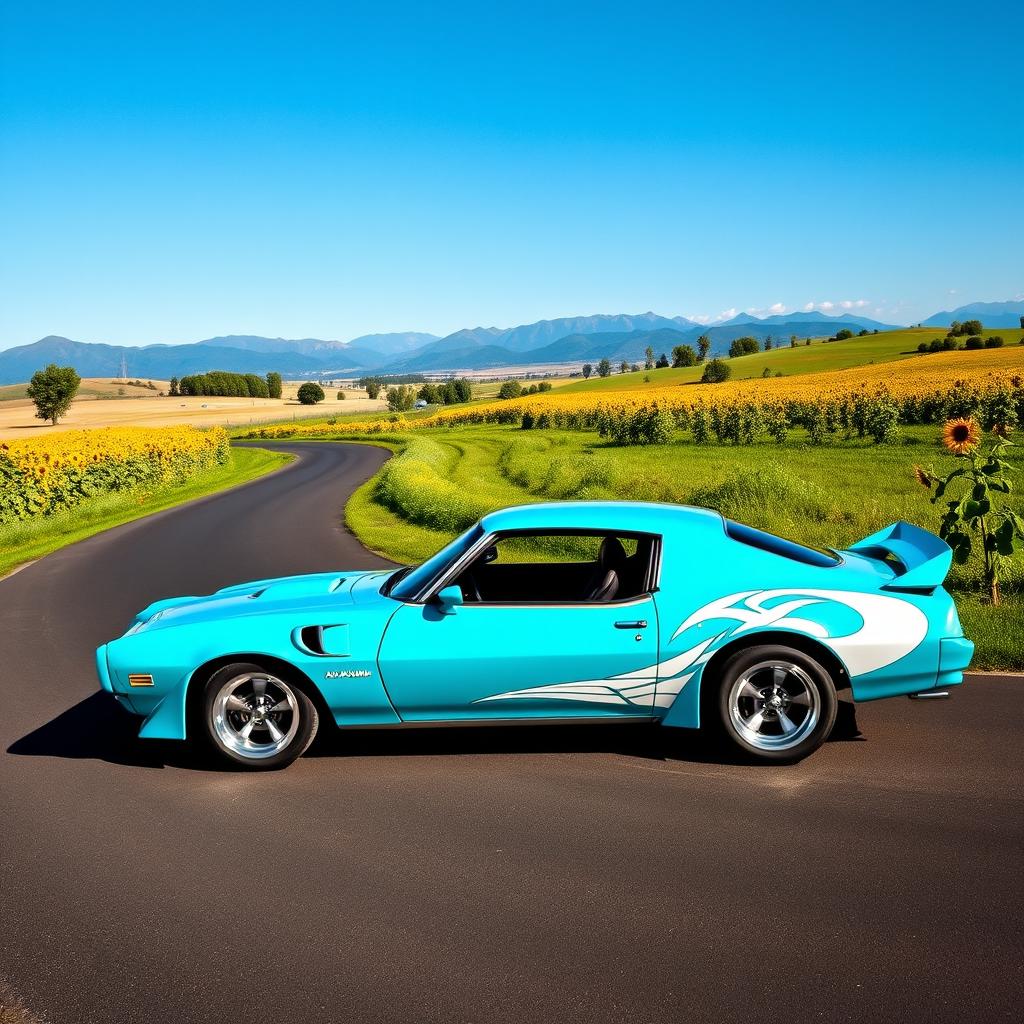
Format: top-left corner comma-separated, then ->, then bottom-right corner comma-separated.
714,645 -> 837,763
202,662 -> 318,770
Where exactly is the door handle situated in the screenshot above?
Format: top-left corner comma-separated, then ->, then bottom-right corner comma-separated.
614,619 -> 647,629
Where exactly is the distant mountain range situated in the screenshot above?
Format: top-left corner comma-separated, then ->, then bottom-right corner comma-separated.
0,301 -> 1016,385
920,300 -> 1024,329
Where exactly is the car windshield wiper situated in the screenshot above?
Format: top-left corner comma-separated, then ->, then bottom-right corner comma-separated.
381,565 -> 412,596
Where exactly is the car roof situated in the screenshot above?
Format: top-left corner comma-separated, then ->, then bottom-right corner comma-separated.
478,501 -> 725,537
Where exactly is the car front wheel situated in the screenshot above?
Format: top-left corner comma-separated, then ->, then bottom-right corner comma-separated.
202,662 -> 318,770
714,645 -> 837,763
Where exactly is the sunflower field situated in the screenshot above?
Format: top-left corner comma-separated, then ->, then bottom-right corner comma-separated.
242,349 -> 1024,447
0,426 -> 229,523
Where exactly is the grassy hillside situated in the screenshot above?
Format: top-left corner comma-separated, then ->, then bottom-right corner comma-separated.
559,327 -> 1024,393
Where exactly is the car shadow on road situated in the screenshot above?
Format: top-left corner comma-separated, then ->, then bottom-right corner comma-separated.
308,699 -> 862,764
6,691 -> 208,771
7,693 -> 861,771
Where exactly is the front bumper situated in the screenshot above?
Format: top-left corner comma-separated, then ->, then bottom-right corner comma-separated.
95,644 -> 113,693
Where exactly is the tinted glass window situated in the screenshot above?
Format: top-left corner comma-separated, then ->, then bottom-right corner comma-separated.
724,520 -> 840,567
389,524 -> 484,600
454,531 -> 655,604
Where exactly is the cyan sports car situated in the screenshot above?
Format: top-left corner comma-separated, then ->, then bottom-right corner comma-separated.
96,501 -> 974,769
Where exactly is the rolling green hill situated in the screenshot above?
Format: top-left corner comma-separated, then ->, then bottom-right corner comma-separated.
558,327 -> 1024,393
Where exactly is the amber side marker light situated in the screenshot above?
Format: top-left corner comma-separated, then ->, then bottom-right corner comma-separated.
128,674 -> 155,688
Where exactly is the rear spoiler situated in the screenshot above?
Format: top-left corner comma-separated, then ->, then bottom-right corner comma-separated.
846,521 -> 952,591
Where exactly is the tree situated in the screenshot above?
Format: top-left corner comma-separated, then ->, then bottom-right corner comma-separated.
671,344 -> 697,367
1019,316 -> 1024,330
169,376 -> 179,397
597,358 -> 612,378
728,336 -> 760,358
701,358 -> 731,383
359,376 -> 383,399
619,360 -> 630,374
498,380 -> 522,400
297,382 -> 325,405
266,372 -> 283,399
764,335 -> 773,350
386,384 -> 416,411
656,352 -> 670,368
644,346 -> 654,370
790,335 -> 798,348
962,319 -> 983,336
834,328 -> 855,341
337,391 -> 346,400
582,363 -> 593,379
696,334 -> 711,362
27,364 -> 80,424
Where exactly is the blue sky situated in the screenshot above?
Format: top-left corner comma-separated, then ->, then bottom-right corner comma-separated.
1,0 -> 1021,348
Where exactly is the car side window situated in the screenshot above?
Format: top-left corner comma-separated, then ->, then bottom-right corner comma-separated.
453,531 -> 657,605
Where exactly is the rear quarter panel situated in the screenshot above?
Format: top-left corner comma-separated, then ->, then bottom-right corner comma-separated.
653,526 -> 953,729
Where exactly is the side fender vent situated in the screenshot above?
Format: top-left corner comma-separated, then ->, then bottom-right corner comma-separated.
294,624 -> 351,658
299,626 -> 327,655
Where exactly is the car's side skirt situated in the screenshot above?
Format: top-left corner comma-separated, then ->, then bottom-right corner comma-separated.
337,715 -> 659,730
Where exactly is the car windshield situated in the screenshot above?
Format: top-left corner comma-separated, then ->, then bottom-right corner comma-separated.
388,524 -> 484,601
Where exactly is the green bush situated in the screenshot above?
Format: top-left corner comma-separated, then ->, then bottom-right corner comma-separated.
701,358 -> 731,383
375,438 -> 492,531
297,382 -> 325,405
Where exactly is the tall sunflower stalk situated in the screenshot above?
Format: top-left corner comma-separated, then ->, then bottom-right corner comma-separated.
916,418 -> 1024,605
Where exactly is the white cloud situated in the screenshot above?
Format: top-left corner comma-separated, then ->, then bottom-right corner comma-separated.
802,299 -> 869,314
715,308 -> 739,321
743,302 -> 788,317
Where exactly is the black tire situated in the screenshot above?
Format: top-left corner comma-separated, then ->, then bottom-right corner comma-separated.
201,661 -> 318,770
712,645 -> 837,764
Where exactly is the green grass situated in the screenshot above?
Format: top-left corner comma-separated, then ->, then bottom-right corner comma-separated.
559,327 -> 1024,393
0,446 -> 290,579
328,423 -> 1024,668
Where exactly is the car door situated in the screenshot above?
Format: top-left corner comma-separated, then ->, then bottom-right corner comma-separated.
376,596 -> 661,721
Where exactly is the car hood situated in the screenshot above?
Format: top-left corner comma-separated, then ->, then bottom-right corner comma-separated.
128,569 -> 393,633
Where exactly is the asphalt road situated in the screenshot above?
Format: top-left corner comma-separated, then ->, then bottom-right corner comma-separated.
1,442 -> 1021,1024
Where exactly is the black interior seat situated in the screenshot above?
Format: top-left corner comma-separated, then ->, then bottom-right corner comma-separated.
582,536 -> 627,602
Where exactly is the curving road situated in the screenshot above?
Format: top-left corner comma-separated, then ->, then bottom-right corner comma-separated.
1,442 -> 1022,1024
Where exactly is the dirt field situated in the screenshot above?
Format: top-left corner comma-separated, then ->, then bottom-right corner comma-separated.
0,378 -> 386,438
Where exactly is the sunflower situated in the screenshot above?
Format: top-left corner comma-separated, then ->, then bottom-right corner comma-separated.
942,417 -> 981,454
914,465 -> 932,488
992,423 -> 1013,439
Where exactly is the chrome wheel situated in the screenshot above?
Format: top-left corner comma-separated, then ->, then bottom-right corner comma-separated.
727,660 -> 820,752
211,672 -> 300,760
